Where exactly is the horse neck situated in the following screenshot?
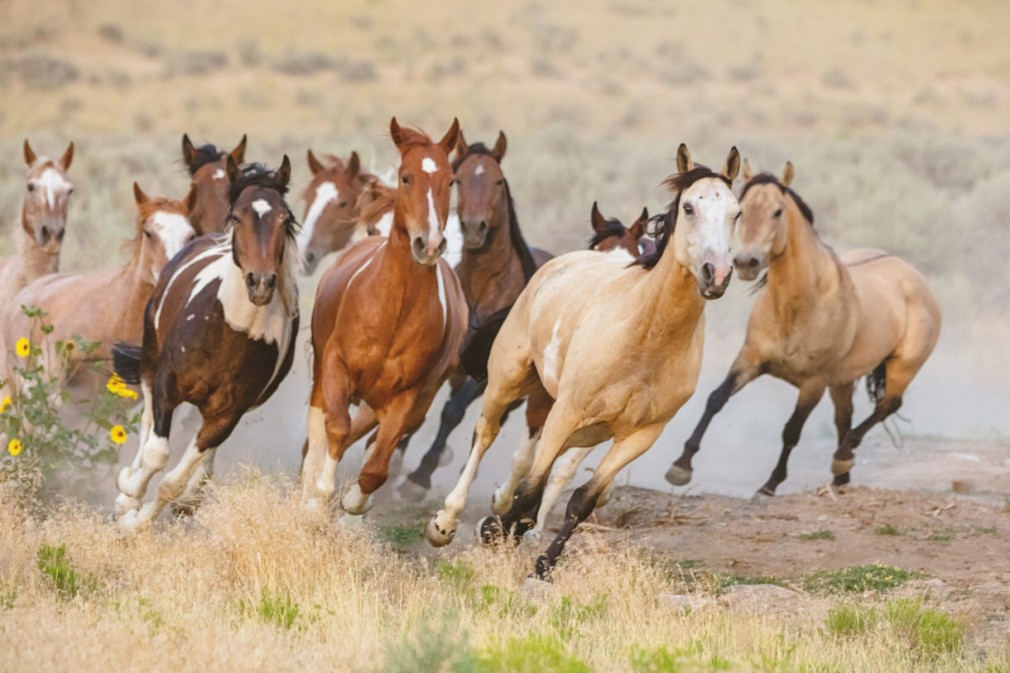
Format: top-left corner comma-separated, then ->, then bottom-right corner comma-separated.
638,235 -> 705,337
16,212 -> 59,280
764,198 -> 834,308
457,198 -> 519,296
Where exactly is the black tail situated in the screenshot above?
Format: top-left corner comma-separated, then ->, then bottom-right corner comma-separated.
866,360 -> 887,405
112,343 -> 143,384
459,305 -> 513,382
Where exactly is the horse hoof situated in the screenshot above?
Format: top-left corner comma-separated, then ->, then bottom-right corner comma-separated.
425,511 -> 456,547
832,472 -> 851,487
831,458 -> 854,476
398,478 -> 429,504
755,485 -> 776,498
340,486 -> 373,516
114,493 -> 140,517
438,447 -> 454,468
533,555 -> 555,582
664,464 -> 693,487
339,511 -> 366,526
477,515 -> 505,545
490,487 -> 510,515
117,509 -> 147,534
171,503 -> 197,518
520,528 -> 543,548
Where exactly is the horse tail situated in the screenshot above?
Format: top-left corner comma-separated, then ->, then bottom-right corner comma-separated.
865,359 -> 887,405
459,305 -> 513,382
112,343 -> 143,385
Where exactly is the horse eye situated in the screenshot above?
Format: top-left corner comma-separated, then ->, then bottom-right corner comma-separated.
773,208 -> 784,218
68,188 -> 74,195
143,230 -> 153,239
683,203 -> 694,215
401,175 -> 411,185
496,179 -> 504,186
27,183 -> 35,192
338,201 -> 348,208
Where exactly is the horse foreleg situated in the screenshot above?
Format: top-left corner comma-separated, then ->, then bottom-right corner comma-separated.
115,383 -> 175,518
524,444 -> 595,544
757,384 -> 825,496
829,382 -> 854,446
533,424 -> 665,581
491,384 -> 552,515
831,395 -> 903,485
666,357 -> 761,486
171,447 -> 217,517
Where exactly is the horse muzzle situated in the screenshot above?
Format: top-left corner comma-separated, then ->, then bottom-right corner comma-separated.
245,272 -> 277,306
733,254 -> 764,282
461,220 -> 488,249
411,234 -> 447,266
698,261 -> 732,300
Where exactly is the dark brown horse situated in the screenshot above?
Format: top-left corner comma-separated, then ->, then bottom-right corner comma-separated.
181,133 -> 247,235
589,201 -> 652,260
113,157 -> 299,530
397,130 -> 552,502
300,119 -> 468,516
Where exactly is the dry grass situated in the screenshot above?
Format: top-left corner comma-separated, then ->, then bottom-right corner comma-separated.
0,471 -> 1006,672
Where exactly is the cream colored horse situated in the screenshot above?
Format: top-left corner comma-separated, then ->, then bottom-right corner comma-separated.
666,161 -> 941,494
426,144 -> 741,580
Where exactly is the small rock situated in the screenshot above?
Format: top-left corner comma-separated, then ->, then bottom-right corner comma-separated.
817,514 -> 828,522
658,593 -> 714,611
952,480 -> 975,494
719,584 -> 799,609
951,452 -> 981,463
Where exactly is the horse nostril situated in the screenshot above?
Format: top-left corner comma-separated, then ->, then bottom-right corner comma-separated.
701,262 -> 715,284
478,221 -> 487,232
56,229 -> 65,242
304,252 -> 315,265
245,273 -> 257,290
412,236 -> 426,256
265,275 -> 276,290
748,258 -> 759,270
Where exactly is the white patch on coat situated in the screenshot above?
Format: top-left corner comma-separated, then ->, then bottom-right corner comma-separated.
251,199 -> 272,217
151,211 -> 195,261
37,168 -> 72,209
347,241 -> 385,288
474,163 -> 485,176
212,168 -> 226,180
542,318 -> 563,388
298,181 -> 338,257
605,247 -> 636,263
421,157 -> 437,174
435,262 -> 447,328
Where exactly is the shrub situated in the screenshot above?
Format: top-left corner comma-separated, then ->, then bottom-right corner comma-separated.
36,543 -> 98,600
474,634 -> 589,673
802,565 -> 919,593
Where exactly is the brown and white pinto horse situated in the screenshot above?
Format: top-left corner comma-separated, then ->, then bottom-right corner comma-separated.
666,161 -> 941,494
0,140 -> 75,312
297,149 -> 370,274
427,145 -> 741,580
589,201 -> 652,261
300,119 -> 467,516
181,133 -> 247,235
2,183 -> 195,392
113,158 -> 299,530
398,130 -> 552,501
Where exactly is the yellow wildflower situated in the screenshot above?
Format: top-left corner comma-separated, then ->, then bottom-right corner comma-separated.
15,338 -> 30,358
0,395 -> 10,414
7,438 -> 21,457
106,374 -> 126,396
110,425 -> 128,445
121,388 -> 138,401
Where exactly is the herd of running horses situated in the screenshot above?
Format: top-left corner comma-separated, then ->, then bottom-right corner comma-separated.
0,120 -> 941,580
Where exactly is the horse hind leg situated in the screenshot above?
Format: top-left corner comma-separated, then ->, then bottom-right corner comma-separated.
491,384 -> 552,515
115,379 -> 176,518
521,444 -> 594,545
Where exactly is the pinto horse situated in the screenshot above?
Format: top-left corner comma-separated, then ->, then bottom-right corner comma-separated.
589,201 -> 653,261
0,140 -> 75,312
113,157 -> 299,530
427,145 -> 742,580
397,130 -> 552,501
181,133 -> 247,235
2,183 -> 195,393
665,160 -> 941,495
300,119 -> 467,516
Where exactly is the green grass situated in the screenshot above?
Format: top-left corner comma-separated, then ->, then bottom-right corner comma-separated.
873,523 -> 901,536
825,604 -> 880,637
798,530 -> 836,541
474,634 -> 589,673
377,522 -> 424,547
0,581 -> 16,609
36,543 -> 98,600
436,560 -> 477,588
825,599 -> 965,658
254,589 -> 300,630
801,564 -> 919,594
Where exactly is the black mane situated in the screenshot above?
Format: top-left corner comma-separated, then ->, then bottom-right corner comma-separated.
588,218 -> 627,249
227,163 -> 290,205
740,173 -> 815,226
185,143 -> 226,176
634,166 -> 731,270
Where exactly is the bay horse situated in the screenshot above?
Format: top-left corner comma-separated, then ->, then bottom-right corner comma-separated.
397,130 -> 553,502
297,149 -> 371,274
112,157 -> 299,530
181,133 -> 247,235
2,183 -> 195,393
589,201 -> 652,261
426,145 -> 742,581
0,140 -> 75,312
666,160 -> 941,494
300,118 -> 467,516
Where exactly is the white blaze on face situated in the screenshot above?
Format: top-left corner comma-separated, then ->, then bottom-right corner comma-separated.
474,163 -> 485,176
426,187 -> 441,243
298,181 -> 338,256
212,168 -> 226,180
37,168 -> 72,210
252,199 -> 272,218
151,211 -> 196,266
421,157 -> 437,174
680,178 -> 739,286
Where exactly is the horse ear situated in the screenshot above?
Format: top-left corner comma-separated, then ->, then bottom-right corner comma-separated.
455,128 -> 470,161
590,201 -> 608,234
630,207 -> 649,239
133,181 -> 149,206
781,161 -> 794,187
230,134 -> 247,163
58,142 -> 74,171
184,184 -> 198,215
307,149 -> 325,176
276,155 -> 292,188
347,151 -> 361,179
438,118 -> 461,155
225,155 -> 241,184
722,146 -> 740,182
676,143 -> 694,173
492,131 -> 507,162
23,139 -> 37,166
742,158 -> 753,183
390,117 -> 406,149
181,134 -> 198,171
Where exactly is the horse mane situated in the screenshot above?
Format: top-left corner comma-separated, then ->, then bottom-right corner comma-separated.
185,143 -> 225,176
228,163 -> 290,202
453,143 -> 537,281
588,218 -> 627,249
634,166 -> 731,270
358,182 -> 396,227
740,173 -> 815,226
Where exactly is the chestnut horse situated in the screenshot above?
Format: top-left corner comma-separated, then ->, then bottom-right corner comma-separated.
0,140 -> 75,312
427,145 -> 741,580
113,158 -> 299,530
181,133 -> 247,235
589,201 -> 652,261
2,183 -> 195,393
397,130 -> 552,501
666,161 -> 941,494
297,149 -> 372,274
300,119 -> 467,516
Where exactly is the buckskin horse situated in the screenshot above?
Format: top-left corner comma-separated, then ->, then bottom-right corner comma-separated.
665,160 -> 941,495
300,119 -> 467,517
113,157 -> 299,530
426,145 -> 742,580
